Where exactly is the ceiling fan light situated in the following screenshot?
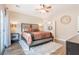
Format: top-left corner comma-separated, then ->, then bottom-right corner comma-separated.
36,4 -> 53,13
39,9 -> 46,13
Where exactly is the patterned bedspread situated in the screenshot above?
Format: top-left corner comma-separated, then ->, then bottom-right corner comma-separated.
22,31 -> 53,45
31,32 -> 52,40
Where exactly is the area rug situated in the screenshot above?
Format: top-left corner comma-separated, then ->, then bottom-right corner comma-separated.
19,40 -> 63,55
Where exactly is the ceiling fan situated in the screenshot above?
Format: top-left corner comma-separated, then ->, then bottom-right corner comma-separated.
36,4 -> 52,13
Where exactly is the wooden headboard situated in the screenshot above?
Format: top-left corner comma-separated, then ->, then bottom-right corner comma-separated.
21,23 -> 39,32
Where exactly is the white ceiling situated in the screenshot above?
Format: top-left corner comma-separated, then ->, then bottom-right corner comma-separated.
6,4 -> 79,18
6,4 -> 48,18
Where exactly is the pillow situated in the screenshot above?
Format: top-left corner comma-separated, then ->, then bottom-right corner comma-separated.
24,28 -> 32,32
32,29 -> 39,32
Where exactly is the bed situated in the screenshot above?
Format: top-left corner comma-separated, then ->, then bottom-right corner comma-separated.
21,23 -> 54,48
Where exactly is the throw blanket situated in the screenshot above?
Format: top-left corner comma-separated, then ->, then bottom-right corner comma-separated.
22,32 -> 32,45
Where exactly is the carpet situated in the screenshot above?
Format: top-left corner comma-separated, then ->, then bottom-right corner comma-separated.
19,40 -> 63,55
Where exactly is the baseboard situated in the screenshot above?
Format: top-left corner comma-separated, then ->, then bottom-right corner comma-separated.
56,34 -> 77,42
65,34 -> 77,41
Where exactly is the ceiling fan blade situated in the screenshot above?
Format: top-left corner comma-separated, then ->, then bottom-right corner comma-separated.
47,6 -> 52,9
36,4 -> 52,13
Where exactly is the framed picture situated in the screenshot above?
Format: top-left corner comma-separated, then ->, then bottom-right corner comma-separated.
61,15 -> 71,24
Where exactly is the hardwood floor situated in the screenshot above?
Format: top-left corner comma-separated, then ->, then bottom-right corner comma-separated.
55,39 -> 66,55
4,42 -> 25,55
3,41 -> 65,55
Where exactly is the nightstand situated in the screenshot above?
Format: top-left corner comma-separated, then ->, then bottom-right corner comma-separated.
11,33 -> 19,43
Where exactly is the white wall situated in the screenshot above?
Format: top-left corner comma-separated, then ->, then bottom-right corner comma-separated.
49,5 -> 78,41
77,16 -> 79,32
43,18 -> 56,38
9,11 -> 43,33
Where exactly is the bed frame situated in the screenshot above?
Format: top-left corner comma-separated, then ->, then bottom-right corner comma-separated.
21,23 -> 54,50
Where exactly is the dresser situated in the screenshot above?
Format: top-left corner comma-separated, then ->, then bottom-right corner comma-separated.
66,35 -> 79,55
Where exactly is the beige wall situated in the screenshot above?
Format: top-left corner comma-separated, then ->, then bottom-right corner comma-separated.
49,8 -> 78,41
9,11 -> 43,33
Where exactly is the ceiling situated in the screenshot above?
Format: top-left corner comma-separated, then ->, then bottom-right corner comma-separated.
6,4 -> 49,18
6,4 -> 79,18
